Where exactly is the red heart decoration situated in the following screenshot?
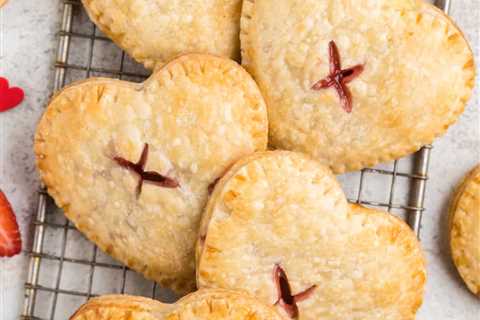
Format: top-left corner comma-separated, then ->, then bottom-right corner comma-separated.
0,77 -> 24,112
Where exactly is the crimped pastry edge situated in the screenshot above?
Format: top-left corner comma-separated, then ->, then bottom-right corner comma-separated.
196,150 -> 426,319
195,151 -> 289,276
81,0 -> 158,70
240,0 -> 476,174
448,164 -> 480,296
35,53 -> 269,295
70,289 -> 286,320
81,0 -> 243,70
70,295 -> 169,320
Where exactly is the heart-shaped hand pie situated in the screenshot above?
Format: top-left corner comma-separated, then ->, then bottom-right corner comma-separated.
35,54 -> 268,294
0,77 -> 24,112
71,289 -> 285,320
241,0 -> 475,173
449,164 -> 480,296
82,0 -> 243,70
197,151 -> 426,319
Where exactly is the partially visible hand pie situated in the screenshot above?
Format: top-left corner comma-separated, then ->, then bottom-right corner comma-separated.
71,289 -> 285,320
35,54 -> 268,294
241,0 -> 475,173
82,0 -> 243,70
449,164 -> 480,296
197,151 -> 426,319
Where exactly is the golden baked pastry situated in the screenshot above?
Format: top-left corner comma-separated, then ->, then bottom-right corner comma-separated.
82,0 -> 242,70
34,54 -> 268,294
197,151 -> 426,319
449,164 -> 480,296
70,289 -> 285,320
241,0 -> 475,173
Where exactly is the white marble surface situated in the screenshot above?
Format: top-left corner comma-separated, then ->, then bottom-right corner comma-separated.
0,0 -> 479,319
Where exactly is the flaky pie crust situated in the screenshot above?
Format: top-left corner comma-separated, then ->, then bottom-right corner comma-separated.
82,0 -> 243,70
70,289 -> 286,320
34,54 -> 268,294
449,164 -> 480,296
197,151 -> 426,320
241,0 -> 475,173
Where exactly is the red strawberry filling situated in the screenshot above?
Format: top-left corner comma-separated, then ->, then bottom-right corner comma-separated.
311,40 -> 364,113
113,143 -> 179,197
273,264 -> 316,319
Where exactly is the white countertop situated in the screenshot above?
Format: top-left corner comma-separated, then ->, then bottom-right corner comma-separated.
0,0 -> 479,319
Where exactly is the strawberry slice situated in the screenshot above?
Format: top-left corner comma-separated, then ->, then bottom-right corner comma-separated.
0,190 -> 22,257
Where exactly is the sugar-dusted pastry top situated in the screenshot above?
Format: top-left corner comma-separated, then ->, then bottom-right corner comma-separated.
35,54 -> 268,294
449,164 -> 480,296
70,289 -> 285,320
197,151 -> 426,320
82,0 -> 242,69
241,0 -> 475,173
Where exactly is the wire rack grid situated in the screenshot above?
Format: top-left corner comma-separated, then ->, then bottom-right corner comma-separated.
20,0 -> 450,319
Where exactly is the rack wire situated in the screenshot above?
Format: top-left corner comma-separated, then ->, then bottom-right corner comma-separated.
20,0 -> 450,318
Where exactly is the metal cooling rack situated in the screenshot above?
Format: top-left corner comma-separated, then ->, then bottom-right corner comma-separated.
20,0 -> 451,319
